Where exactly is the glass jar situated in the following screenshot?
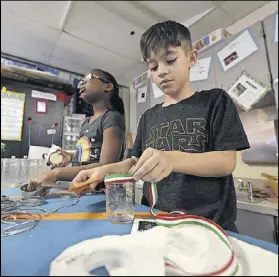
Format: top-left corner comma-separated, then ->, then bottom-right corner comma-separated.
104,173 -> 135,224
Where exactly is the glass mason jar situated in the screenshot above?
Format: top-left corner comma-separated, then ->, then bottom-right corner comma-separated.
104,173 -> 135,224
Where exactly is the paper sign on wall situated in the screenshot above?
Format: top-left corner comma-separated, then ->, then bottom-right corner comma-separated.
217,30 -> 258,72
47,129 -> 56,135
32,90 -> 57,101
190,57 -> 212,82
1,89 -> 25,141
152,83 -> 164,99
227,72 -> 269,111
137,86 -> 147,103
36,100 -> 47,113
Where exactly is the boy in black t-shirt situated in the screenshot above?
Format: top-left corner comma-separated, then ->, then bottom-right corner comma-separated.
73,21 -> 250,232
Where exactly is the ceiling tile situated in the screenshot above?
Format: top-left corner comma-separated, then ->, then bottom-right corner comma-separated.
64,1 -> 144,61
1,11 -> 61,56
220,1 -> 269,22
189,8 -> 234,42
1,0 -> 70,29
182,8 -> 215,27
94,1 -> 158,30
139,1 -> 215,22
52,32 -> 141,79
1,41 -> 51,64
48,56 -> 90,75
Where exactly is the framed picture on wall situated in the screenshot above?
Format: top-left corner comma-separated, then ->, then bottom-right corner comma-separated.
35,99 -> 48,114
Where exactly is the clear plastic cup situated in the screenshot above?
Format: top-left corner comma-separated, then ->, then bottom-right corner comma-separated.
104,173 -> 135,224
1,159 -> 11,187
28,159 -> 39,180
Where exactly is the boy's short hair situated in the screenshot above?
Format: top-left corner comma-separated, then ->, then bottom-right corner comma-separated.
140,21 -> 193,61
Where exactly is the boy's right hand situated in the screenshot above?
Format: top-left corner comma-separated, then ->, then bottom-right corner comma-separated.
27,170 -> 58,192
72,167 -> 108,190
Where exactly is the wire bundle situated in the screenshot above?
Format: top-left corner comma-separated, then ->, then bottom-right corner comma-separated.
1,195 -> 79,236
17,196 -> 46,207
1,196 -> 18,212
1,212 -> 41,237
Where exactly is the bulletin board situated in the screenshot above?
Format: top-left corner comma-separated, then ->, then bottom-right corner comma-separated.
1,78 -> 65,158
1,88 -> 26,141
133,16 -> 278,149
212,21 -> 274,112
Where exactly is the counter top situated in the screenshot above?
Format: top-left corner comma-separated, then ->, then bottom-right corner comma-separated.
237,198 -> 278,217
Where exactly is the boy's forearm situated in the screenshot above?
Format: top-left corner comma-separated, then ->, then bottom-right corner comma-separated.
167,151 -> 236,177
101,158 -> 137,175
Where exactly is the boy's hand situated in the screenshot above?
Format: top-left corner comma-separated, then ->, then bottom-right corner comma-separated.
72,167 -> 107,190
129,148 -> 173,182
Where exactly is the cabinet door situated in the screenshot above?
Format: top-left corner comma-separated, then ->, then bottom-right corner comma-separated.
236,209 -> 276,243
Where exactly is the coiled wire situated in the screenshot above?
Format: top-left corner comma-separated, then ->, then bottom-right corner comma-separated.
18,196 -> 46,207
1,194 -> 79,236
1,212 -> 41,237
1,197 -> 18,212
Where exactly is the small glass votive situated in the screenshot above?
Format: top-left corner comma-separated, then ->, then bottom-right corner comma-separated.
104,173 -> 135,224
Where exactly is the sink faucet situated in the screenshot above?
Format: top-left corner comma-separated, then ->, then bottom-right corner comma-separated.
247,181 -> 254,203
238,179 -> 245,191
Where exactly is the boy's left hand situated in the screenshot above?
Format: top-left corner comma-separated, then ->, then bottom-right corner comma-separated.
129,148 -> 173,182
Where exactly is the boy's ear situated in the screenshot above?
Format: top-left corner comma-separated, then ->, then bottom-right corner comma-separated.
189,49 -> 198,68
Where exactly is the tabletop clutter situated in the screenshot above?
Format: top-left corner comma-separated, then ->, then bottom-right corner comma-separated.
1,171 -> 278,276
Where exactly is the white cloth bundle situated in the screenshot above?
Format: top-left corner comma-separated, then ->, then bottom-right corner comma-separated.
50,225 -> 278,276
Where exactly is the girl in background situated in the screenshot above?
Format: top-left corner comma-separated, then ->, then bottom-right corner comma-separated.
28,69 -> 126,191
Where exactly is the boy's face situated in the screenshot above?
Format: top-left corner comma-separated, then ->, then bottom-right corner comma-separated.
147,46 -> 197,96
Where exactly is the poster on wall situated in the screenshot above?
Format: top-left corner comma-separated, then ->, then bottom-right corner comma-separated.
1,88 -> 26,141
217,30 -> 258,72
133,71 -> 150,89
137,86 -> 147,103
190,57 -> 212,82
274,13 -> 278,43
193,29 -> 231,53
152,83 -> 164,99
227,72 -> 269,111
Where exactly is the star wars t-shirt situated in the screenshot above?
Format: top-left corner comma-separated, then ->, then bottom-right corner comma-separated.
132,89 -> 250,229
